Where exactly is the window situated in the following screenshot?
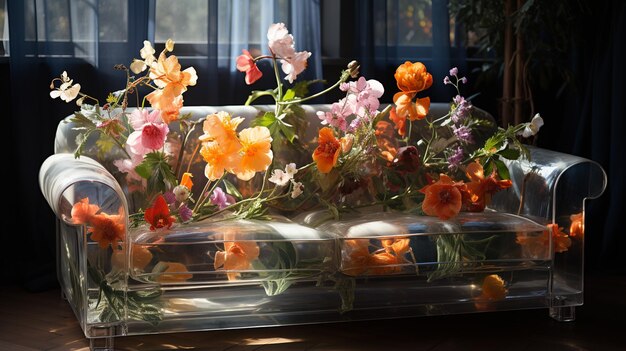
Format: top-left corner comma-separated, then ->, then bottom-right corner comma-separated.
23,0 -> 128,59
0,0 -> 8,56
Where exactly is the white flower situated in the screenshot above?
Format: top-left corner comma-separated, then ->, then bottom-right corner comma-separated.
269,169 -> 291,186
281,50 -> 311,83
269,163 -> 298,186
173,185 -> 190,202
50,71 -> 81,102
285,163 -> 298,177
291,182 -> 304,198
521,113 -> 544,138
131,41 -> 157,74
140,40 -> 156,64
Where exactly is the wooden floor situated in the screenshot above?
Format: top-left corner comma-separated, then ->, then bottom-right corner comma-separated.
1,275 -> 625,351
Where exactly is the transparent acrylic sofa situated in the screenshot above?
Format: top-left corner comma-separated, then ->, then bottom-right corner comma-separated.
39,104 -> 607,350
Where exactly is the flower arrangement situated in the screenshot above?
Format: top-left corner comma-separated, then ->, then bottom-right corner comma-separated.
49,23 -> 583,321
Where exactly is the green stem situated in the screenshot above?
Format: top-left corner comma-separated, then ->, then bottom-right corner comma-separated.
272,56 -> 284,116
276,71 -> 350,106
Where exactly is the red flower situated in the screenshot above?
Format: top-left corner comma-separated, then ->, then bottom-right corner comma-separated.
464,162 -> 512,211
236,49 -> 263,85
420,174 -> 464,220
144,195 -> 175,230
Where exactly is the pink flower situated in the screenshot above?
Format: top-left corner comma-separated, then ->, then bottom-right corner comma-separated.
126,109 -> 169,155
113,152 -> 144,182
281,50 -> 311,83
267,23 -> 295,59
236,49 -> 263,85
209,187 -> 236,210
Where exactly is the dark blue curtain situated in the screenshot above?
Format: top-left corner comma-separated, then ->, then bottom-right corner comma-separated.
537,1 -> 626,273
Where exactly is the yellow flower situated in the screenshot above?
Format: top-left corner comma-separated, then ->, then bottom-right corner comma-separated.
199,112 -> 244,152
200,141 -> 237,181
233,127 -> 273,181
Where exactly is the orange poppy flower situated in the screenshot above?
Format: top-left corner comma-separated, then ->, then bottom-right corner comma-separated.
71,197 -> 100,224
180,172 -> 193,189
381,237 -> 410,257
214,240 -> 260,281
388,106 -> 406,137
375,121 -> 399,163
144,195 -> 175,230
420,174 -> 463,220
393,61 -> 432,121
88,211 -> 125,249
548,224 -> 572,253
234,126 -> 273,181
464,161 -> 512,211
71,198 -> 125,249
474,274 -> 507,311
341,239 -> 371,276
156,262 -> 193,283
569,212 -> 584,238
341,239 -> 407,276
516,224 -> 572,256
313,127 -> 341,173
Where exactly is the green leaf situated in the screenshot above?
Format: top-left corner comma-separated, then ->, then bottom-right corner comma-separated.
134,162 -> 152,179
251,112 -> 277,128
282,89 -> 296,101
95,134 -> 116,159
223,179 -> 243,200
497,148 -> 520,160
493,158 -> 511,180
482,157 -> 494,177
277,119 -> 296,143
135,152 -> 177,194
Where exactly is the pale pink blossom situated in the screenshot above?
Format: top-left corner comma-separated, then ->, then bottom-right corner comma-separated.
281,50 -> 311,83
126,109 -> 169,155
113,152 -> 144,182
267,23 -> 295,59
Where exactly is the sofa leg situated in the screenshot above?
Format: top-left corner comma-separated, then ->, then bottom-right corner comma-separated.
90,336 -> 115,351
549,305 -> 576,322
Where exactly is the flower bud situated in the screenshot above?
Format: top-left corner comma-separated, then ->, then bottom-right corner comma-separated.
347,60 -> 360,78
173,185 -> 190,202
166,39 -> 175,52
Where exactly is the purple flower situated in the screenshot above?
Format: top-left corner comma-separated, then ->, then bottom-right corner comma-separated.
447,147 -> 464,170
209,187 -> 236,210
460,77 -> 468,84
449,67 -> 459,76
452,125 -> 474,144
163,191 -> 176,204
451,95 -> 472,124
443,76 -> 451,85
178,203 -> 193,222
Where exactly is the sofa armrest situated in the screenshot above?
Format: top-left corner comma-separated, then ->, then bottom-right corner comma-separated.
491,146 -> 606,222
39,153 -> 128,224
